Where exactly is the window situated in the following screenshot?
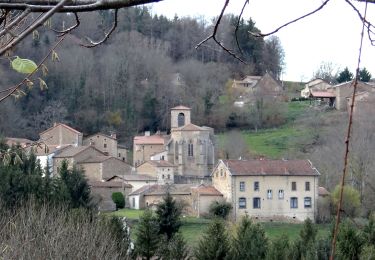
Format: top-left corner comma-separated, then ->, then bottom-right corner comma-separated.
215,172 -> 218,178
292,182 -> 297,191
118,153 -> 121,157
175,142 -> 179,160
162,174 -> 165,179
304,197 -> 312,208
278,189 -> 284,199
220,169 -> 224,177
290,197 -> 298,208
239,198 -> 246,209
188,141 -> 194,157
305,182 -> 310,191
178,113 -> 185,127
167,174 -> 170,180
254,181 -> 259,191
240,182 -> 245,192
132,198 -> 135,208
253,197 -> 261,208
267,189 -> 273,199
104,143 -> 107,148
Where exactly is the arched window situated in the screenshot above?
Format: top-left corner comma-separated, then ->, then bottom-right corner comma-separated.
178,113 -> 185,127
188,141 -> 194,157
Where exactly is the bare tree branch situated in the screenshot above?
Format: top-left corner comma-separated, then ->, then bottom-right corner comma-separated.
196,0 -> 247,64
52,12 -> 80,36
0,8 -> 30,38
0,0 -> 163,12
330,1 -> 369,259
250,0 -> 331,37
0,0 -> 69,56
80,9 -> 118,48
234,0 -> 249,56
0,35 -> 66,103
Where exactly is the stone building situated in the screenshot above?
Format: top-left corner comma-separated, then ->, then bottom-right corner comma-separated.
212,159 -> 320,222
39,123 -> 83,146
133,106 -> 215,180
136,160 -> 176,184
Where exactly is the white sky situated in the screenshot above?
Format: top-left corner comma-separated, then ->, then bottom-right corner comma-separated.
147,0 -> 375,81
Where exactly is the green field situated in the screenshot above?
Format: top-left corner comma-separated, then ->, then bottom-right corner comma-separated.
109,209 -> 330,248
218,101 -> 313,158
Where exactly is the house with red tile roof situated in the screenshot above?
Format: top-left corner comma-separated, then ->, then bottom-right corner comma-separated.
212,159 -> 320,222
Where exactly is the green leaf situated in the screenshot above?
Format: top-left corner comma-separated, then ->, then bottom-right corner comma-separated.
11,56 -> 37,74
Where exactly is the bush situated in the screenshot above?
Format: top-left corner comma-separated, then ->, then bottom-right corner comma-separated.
112,192 -> 125,209
332,185 -> 361,217
209,200 -> 232,219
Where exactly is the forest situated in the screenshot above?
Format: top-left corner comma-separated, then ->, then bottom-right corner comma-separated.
0,6 -> 284,144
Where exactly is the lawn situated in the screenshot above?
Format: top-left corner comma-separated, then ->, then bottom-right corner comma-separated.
108,209 -> 330,248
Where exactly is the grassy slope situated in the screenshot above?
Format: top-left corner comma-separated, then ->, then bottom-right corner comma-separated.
218,101 -> 312,158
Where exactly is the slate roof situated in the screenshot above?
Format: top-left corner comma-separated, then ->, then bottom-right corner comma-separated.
129,184 -> 194,196
89,181 -> 132,188
53,146 -> 101,158
220,159 -> 320,176
107,174 -> 157,182
171,105 -> 191,110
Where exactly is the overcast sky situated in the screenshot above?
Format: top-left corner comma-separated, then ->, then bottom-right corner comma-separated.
147,0 -> 375,81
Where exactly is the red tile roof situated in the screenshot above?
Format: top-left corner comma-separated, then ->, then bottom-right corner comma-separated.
173,123 -> 206,131
192,185 -> 223,196
39,123 -> 82,135
310,91 -> 336,98
220,159 -> 320,176
134,134 -> 165,145
318,187 -> 330,196
148,160 -> 176,167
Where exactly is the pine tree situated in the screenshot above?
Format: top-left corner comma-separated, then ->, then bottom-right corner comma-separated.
135,209 -> 160,260
157,233 -> 190,260
194,218 -> 229,260
336,67 -> 354,83
267,234 -> 289,260
228,216 -> 268,260
359,67 -> 372,82
156,191 -> 182,240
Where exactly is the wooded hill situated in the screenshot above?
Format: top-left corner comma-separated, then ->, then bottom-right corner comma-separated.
0,7 -> 284,144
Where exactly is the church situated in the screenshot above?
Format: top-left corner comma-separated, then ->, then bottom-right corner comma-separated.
133,105 -> 215,180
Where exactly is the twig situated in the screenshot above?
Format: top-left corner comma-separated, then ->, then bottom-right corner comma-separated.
196,0 -> 247,64
250,0 -> 331,37
330,1 -> 368,259
80,9 -> 118,48
52,12 -> 80,36
0,35 -> 66,103
234,0 -> 249,56
0,8 -> 30,38
0,0 -> 69,56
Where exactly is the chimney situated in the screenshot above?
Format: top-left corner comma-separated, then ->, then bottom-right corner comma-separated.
110,132 -> 117,139
145,131 -> 150,136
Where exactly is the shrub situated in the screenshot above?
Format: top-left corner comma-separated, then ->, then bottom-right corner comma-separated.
332,185 -> 361,217
112,192 -> 125,209
209,200 -> 232,219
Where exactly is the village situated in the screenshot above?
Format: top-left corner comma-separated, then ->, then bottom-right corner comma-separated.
5,72 -> 373,223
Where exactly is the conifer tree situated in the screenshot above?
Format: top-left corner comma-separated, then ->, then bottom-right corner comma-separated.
267,234 -> 290,260
135,209 -> 160,260
156,191 -> 182,240
228,216 -> 268,260
194,218 -> 229,260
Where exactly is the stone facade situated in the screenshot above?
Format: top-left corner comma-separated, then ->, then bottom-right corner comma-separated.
133,133 -> 165,167
83,133 -> 118,157
212,159 -> 320,222
334,81 -> 375,111
78,157 -> 133,181
39,123 -> 83,146
136,160 -> 175,184
166,106 -> 215,177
